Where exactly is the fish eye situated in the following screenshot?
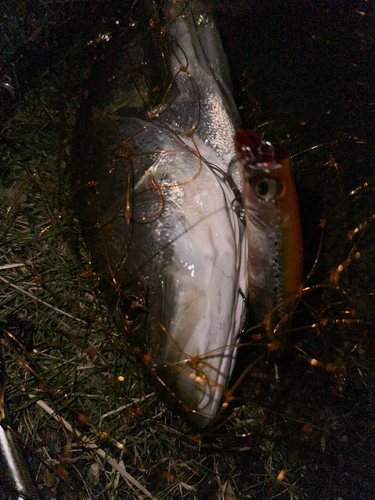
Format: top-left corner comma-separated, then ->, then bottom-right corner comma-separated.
119,295 -> 144,322
113,293 -> 145,332
253,178 -> 279,201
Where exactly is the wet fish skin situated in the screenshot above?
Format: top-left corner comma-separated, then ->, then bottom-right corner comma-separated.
71,1 -> 248,427
234,130 -> 303,330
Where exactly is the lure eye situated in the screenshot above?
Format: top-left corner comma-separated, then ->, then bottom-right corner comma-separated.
253,178 -> 280,201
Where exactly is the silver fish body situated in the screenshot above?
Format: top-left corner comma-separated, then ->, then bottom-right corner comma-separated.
71,1 -> 248,426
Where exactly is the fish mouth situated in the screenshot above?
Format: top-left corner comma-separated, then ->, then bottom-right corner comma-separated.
155,351 -> 236,428
155,336 -> 240,428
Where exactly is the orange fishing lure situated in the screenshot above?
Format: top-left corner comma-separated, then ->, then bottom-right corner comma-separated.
234,130 -> 303,330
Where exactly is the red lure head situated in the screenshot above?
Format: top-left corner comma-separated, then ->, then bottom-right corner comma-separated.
234,130 -> 289,169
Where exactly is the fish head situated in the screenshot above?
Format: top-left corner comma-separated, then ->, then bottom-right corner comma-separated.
85,148 -> 247,429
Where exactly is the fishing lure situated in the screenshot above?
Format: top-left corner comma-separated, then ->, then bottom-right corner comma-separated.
234,130 -> 303,331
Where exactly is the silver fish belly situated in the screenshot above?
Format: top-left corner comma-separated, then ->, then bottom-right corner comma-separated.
71,1 -> 248,426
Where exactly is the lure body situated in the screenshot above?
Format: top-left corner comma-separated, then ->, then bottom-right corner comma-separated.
234,130 -> 303,329
71,1 -> 248,426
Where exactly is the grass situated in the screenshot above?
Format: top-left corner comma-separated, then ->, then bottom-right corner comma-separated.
1,1 -> 374,499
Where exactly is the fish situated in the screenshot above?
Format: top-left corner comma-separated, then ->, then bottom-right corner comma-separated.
234,130 -> 303,331
71,0 -> 248,427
